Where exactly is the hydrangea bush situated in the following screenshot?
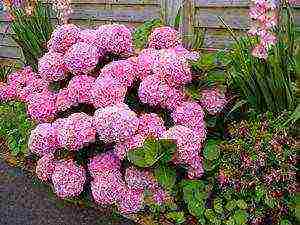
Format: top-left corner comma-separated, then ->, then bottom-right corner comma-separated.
0,24 -> 228,222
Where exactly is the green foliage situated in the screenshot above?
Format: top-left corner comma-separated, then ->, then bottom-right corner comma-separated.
132,18 -> 163,50
154,165 -> 176,192
0,101 -> 35,155
11,1 -> 53,70
203,139 -> 220,161
165,211 -> 186,224
221,2 -> 296,113
127,138 -> 176,168
217,113 -> 297,224
0,64 -> 14,81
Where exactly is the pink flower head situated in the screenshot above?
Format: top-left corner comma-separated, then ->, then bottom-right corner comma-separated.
27,91 -> 57,123
77,29 -> 98,45
171,101 -> 206,138
47,24 -> 80,53
117,187 -> 144,214
172,45 -> 200,61
138,75 -> 186,110
53,113 -> 96,151
52,159 -> 86,199
67,75 -> 95,104
148,26 -> 182,50
136,48 -> 160,79
38,51 -> 67,82
6,66 -> 38,100
88,151 -> 121,177
91,170 -> 126,205
100,59 -> 136,87
55,88 -> 76,112
153,49 -> 192,87
251,43 -> 268,59
114,134 -> 145,160
64,42 -> 99,75
97,24 -> 134,56
18,77 -> 49,102
90,76 -> 127,109
162,125 -> 204,179
28,123 -> 58,156
36,153 -> 56,182
0,82 -> 16,102
200,88 -> 227,115
138,113 -> 166,138
93,104 -> 139,143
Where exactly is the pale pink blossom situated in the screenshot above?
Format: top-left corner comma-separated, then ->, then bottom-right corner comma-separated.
172,101 -> 206,138
52,159 -> 86,199
64,42 -> 99,75
36,153 -> 56,182
200,88 -> 227,114
48,24 -> 80,53
38,51 -> 67,82
148,26 -> 182,50
100,60 -> 137,87
90,76 -> 127,109
93,104 -> 139,143
28,123 -> 58,156
162,125 -> 204,179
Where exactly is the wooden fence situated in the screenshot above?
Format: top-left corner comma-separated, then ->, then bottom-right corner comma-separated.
0,0 -> 299,61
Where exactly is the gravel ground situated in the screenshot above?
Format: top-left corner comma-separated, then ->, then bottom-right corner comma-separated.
0,160 -> 135,225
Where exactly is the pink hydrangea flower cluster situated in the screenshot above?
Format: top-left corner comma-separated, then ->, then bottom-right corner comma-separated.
162,125 -> 204,179
199,88 -> 227,115
0,23 -> 230,215
36,154 -> 87,199
148,26 -> 182,50
248,0 -> 278,59
52,159 -> 86,198
28,112 -> 95,155
89,152 -> 167,214
171,101 -> 206,137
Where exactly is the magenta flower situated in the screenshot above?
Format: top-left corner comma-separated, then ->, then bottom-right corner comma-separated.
148,26 -> 182,50
90,76 -> 127,109
53,113 -> 96,151
55,88 -> 76,112
38,51 -> 67,82
171,101 -> 206,138
36,153 -> 56,182
162,125 -> 204,179
91,170 -> 126,205
153,49 -> 192,87
52,159 -> 86,199
100,59 -> 136,87
137,113 -> 166,139
88,152 -> 121,178
200,88 -> 227,115
47,24 -> 80,53
117,187 -> 144,214
28,123 -> 59,157
138,75 -> 186,110
27,91 -> 57,123
64,42 -> 99,75
93,104 -> 139,143
136,48 -> 160,79
96,24 -> 134,56
67,75 -> 95,104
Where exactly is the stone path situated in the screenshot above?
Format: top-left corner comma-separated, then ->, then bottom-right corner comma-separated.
0,160 -> 135,225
